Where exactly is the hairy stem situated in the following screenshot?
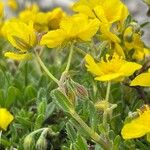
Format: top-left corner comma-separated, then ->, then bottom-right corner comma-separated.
35,51 -> 59,85
65,44 -> 74,73
70,110 -> 110,150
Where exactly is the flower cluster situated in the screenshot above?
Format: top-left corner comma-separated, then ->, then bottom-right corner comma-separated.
0,0 -> 150,149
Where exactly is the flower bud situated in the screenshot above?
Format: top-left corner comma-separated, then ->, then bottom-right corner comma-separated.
23,135 -> 34,150
95,100 -> 109,111
36,136 -> 47,150
76,84 -> 88,98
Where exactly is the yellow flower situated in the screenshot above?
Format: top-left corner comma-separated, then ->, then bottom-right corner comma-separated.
85,53 -> 142,81
47,7 -> 66,30
0,108 -> 14,130
121,105 -> 150,141
72,0 -> 129,23
0,2 -> 4,18
2,19 -> 36,51
73,0 -> 128,58
40,14 -> 99,48
8,0 -> 18,11
2,19 -> 36,60
94,0 -> 128,24
130,69 -> 150,87
19,6 -> 66,32
72,0 -> 128,58
19,3 -> 39,24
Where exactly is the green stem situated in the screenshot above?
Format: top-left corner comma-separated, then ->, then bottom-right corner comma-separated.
65,44 -> 74,73
70,110 -> 110,150
35,52 -> 59,85
105,82 -> 111,101
74,47 -> 87,56
25,62 -> 28,86
103,82 -> 111,126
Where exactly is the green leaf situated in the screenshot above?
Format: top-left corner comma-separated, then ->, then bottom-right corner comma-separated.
37,99 -> 47,115
50,89 -> 74,113
37,88 -> 47,101
34,114 -> 45,129
0,89 -> 5,106
113,135 -> 121,150
140,22 -> 150,28
66,122 -> 77,142
5,86 -> 20,108
136,139 -> 149,150
45,102 -> 56,119
24,85 -> 36,100
74,134 -> 88,150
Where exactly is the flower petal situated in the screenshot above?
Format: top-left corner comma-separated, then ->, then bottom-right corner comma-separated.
40,29 -> 66,48
0,108 -> 14,130
130,73 -> 150,87
95,73 -> 122,81
119,62 -> 142,76
4,52 -> 32,61
85,54 -> 103,76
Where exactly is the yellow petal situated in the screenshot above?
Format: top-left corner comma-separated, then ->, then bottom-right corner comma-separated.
100,23 -> 121,43
72,4 -> 95,18
94,5 -> 108,23
40,29 -> 66,48
101,0 -> 129,23
130,73 -> 150,87
2,20 -> 36,51
0,108 -> 14,130
72,0 -> 99,18
47,7 -> 66,30
4,52 -> 32,61
0,2 -> 4,18
119,62 -> 142,77
78,18 -> 100,41
114,43 -> 125,58
85,54 -> 103,76
121,122 -> 149,139
122,106 -> 150,140
95,73 -> 123,81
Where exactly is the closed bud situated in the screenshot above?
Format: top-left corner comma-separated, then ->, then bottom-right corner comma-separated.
76,84 -> 88,98
95,100 -> 109,111
36,136 -> 47,150
23,135 -> 34,150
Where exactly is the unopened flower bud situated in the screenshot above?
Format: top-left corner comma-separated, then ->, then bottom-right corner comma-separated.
36,136 -> 47,150
23,135 -> 34,150
95,100 -> 109,111
76,84 -> 88,98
